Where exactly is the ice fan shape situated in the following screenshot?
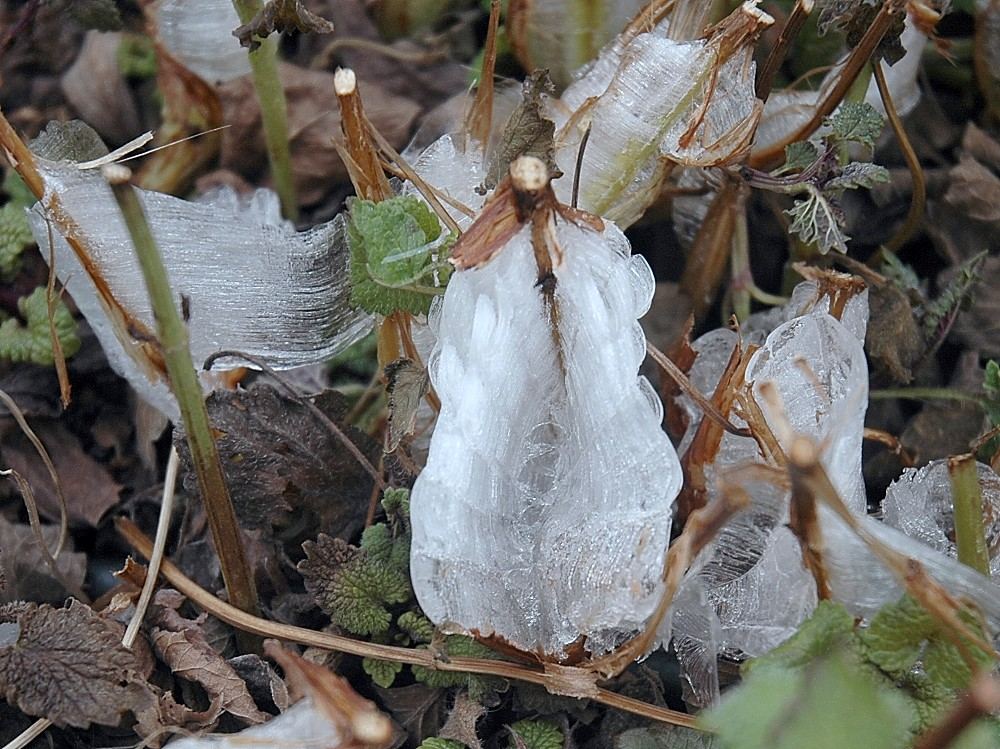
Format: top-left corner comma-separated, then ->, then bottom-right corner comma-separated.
410,198 -> 681,658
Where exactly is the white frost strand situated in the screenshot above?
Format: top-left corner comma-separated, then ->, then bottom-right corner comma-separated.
410,219 -> 681,658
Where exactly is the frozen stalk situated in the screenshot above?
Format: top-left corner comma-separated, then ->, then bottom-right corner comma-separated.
409,157 -> 681,658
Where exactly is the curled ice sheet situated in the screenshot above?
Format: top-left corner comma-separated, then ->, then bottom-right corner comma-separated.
410,220 -> 681,658
550,3 -> 768,226
883,459 -> 1000,578
29,159 -> 371,419
156,0 -> 251,84
167,699 -> 342,749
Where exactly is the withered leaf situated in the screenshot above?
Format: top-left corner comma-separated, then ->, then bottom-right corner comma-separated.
234,0 -> 335,51
439,691 -> 486,749
0,600 -> 148,728
175,384 -> 375,534
865,284 -> 923,384
0,515 -> 87,605
384,358 -> 430,453
1,420 -> 122,528
483,71 -> 561,191
373,683 -> 445,746
942,255 -> 1000,358
151,628 -> 270,725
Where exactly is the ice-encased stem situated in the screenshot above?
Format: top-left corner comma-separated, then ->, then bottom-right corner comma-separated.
104,165 -> 261,651
949,454 -> 992,576
232,0 -> 297,221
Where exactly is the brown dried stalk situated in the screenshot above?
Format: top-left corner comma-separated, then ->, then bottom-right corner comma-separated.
913,673 -> 1000,749
335,68 -> 393,202
756,0 -> 815,101
466,0 -> 501,147
116,517 -> 701,730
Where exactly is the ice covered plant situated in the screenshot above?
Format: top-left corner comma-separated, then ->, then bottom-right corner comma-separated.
409,156 -> 682,659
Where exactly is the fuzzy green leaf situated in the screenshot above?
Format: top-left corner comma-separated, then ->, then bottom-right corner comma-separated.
0,288 -> 81,366
615,726 -> 717,748
418,740 -> 467,749
825,162 -> 890,192
922,251 -> 987,341
360,488 -> 411,572
508,719 -> 563,749
828,102 -> 884,150
785,186 -> 848,253
412,636 -> 508,701
861,594 -> 937,678
362,656 -> 403,689
0,203 -> 35,278
398,611 -> 435,644
743,601 -> 858,677
348,196 -> 451,316
298,534 -> 411,636
781,141 -> 821,174
3,172 -> 35,209
703,651 -> 914,749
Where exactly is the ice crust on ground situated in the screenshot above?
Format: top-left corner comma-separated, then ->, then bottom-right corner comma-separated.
883,459 -> 1000,578
29,159 -> 372,419
410,219 -> 682,658
156,0 -> 251,84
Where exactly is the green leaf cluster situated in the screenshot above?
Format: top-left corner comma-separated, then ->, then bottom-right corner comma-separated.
348,195 -> 453,316
507,719 -> 563,749
412,634 -> 509,702
828,101 -> 886,150
0,287 -> 81,366
418,740 -> 467,749
0,203 -> 35,279
298,489 -> 414,638
704,597 -> 998,749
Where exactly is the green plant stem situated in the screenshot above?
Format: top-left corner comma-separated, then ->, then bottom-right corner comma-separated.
232,0 -> 297,221
948,453 -> 991,576
869,388 -> 988,408
103,165 -> 261,652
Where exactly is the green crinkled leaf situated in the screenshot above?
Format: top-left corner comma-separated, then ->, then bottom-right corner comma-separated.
881,252 -> 923,294
348,196 -> 451,316
906,677 -> 956,732
412,636 -> 508,702
0,288 -> 81,366
743,601 -> 858,677
861,594 -> 937,678
615,726 -> 717,749
418,740 -> 467,749
702,651 -> 915,749
785,186 -> 848,253
363,656 -> 403,689
922,251 -> 987,342
952,720 -> 1000,749
781,141 -> 821,173
3,171 -> 35,209
0,203 -> 35,278
360,488 -> 411,572
508,719 -> 563,749
827,102 -> 884,150
398,611 -> 435,644
298,534 -> 411,636
825,162 -> 890,192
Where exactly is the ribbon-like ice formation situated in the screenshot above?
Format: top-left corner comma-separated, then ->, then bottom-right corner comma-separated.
409,170 -> 681,658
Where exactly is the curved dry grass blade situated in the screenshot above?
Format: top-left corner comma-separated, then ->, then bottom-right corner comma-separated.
116,517 -> 701,731
0,388 -> 70,558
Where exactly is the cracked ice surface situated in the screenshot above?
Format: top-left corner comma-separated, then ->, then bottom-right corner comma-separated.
410,220 -> 681,658
883,459 -> 1000,579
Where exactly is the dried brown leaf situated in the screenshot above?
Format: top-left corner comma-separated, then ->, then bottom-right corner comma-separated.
175,384 -> 375,534
385,358 -> 429,453
0,599 -> 149,728
438,692 -> 485,749
151,628 -> 270,725
234,0 -> 334,51
0,515 -> 86,605
483,71 -> 560,191
1,420 -> 121,527
373,683 -> 445,745
865,283 -> 923,384
60,31 -> 140,146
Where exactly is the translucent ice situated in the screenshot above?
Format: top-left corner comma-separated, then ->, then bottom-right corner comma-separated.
167,699 -> 342,749
410,218 -> 681,658
883,459 -> 1000,579
29,158 -> 371,418
156,0 -> 251,84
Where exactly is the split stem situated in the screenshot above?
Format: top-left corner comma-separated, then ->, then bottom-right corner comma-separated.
103,165 -> 261,651
948,453 -> 991,576
231,0 -> 298,220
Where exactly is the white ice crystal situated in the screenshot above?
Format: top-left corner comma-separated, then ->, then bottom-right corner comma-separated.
29,158 -> 371,419
167,699 -> 342,749
156,0 -> 252,84
883,459 -> 1000,579
409,215 -> 682,658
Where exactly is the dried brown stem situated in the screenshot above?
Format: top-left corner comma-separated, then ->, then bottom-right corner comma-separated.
116,518 -> 701,731
756,0 -> 815,101
873,59 -> 925,253
335,68 -> 393,202
749,0 -> 905,169
466,0 -> 500,147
